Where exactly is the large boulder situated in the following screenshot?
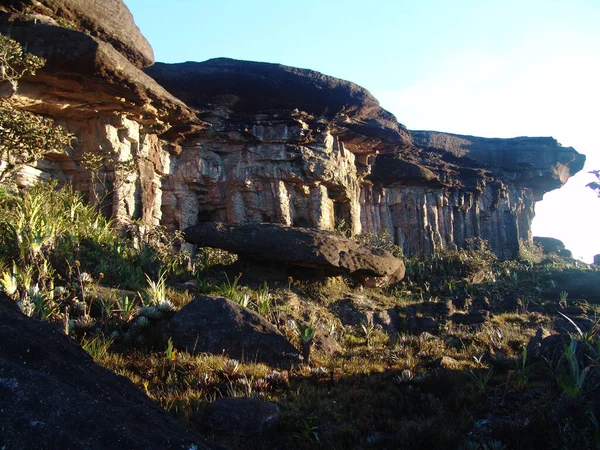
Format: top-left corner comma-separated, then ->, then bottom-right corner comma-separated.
0,0 -> 154,68
163,296 -> 300,366
0,295 -> 217,450
185,222 -> 406,286
543,269 -> 600,302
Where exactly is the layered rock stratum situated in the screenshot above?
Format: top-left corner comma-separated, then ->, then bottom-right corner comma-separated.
0,1 -> 585,258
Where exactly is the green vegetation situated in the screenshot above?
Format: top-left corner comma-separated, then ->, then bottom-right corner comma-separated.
0,33 -> 45,93
0,34 -> 74,182
1,182 -> 598,448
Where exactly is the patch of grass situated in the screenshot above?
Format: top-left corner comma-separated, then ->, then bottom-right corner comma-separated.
81,335 -> 113,360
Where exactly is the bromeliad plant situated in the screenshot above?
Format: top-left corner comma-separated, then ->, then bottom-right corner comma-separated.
555,339 -> 591,399
292,320 -> 316,363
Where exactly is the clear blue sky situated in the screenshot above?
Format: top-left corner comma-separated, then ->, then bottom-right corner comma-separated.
124,0 -> 600,261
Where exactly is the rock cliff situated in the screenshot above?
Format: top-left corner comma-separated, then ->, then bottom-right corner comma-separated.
0,9 -> 206,225
0,1 -> 585,258
146,60 -> 584,258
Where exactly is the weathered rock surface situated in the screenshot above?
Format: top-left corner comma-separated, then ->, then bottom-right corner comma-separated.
144,59 -> 410,237
332,294 -> 398,330
408,132 -> 584,196
146,59 -> 584,258
0,0 -> 154,68
163,295 -> 300,366
0,11 -> 205,225
202,398 -> 281,436
0,295 -> 217,450
364,133 -> 584,258
184,222 -> 406,286
145,58 -> 411,149
0,16 -> 198,125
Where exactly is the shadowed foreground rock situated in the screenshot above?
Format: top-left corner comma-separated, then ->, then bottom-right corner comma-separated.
0,295 -> 217,450
185,222 -> 405,287
163,296 -> 300,366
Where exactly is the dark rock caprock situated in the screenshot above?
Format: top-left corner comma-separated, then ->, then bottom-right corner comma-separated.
163,295 -> 300,366
0,295 -> 218,450
0,0 -> 154,68
184,222 -> 406,286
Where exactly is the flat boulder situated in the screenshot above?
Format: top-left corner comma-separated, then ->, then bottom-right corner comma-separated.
0,295 -> 217,450
163,296 -> 299,366
185,222 -> 406,287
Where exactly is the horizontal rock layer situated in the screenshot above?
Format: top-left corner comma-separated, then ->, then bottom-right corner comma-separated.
0,0 -> 154,68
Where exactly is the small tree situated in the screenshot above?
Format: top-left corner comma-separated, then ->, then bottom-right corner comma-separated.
0,33 -> 73,183
0,33 -> 45,94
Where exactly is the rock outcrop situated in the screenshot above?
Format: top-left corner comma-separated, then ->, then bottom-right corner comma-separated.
147,60 -> 584,258
0,1 -> 585,258
0,295 -> 217,450
542,270 -> 600,302
185,222 -> 405,286
534,236 -> 572,258
0,0 -> 154,68
0,9 -> 206,225
364,133 -> 584,257
163,295 -> 300,366
145,58 -> 411,238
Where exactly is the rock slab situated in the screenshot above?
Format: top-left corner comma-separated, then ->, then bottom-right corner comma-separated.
0,295 -> 217,450
543,269 -> 600,302
185,222 -> 406,286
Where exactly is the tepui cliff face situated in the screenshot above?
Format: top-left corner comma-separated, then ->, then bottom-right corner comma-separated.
0,0 -> 585,258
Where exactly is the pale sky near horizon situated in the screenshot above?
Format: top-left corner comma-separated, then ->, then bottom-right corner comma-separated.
124,0 -> 600,262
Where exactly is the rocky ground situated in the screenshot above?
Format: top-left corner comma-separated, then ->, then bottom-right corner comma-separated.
2,233 -> 599,449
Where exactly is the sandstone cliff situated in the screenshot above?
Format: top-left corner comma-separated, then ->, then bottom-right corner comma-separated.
145,60 -> 584,258
0,2 -> 585,258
